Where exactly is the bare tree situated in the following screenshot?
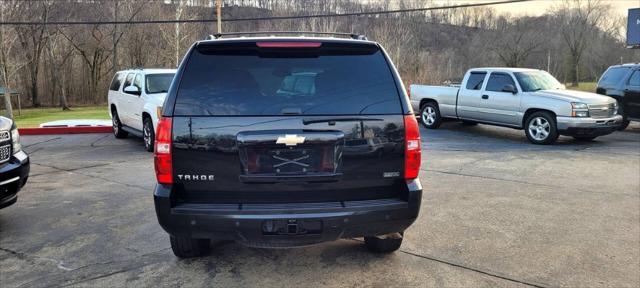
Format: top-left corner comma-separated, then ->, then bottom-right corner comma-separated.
555,0 -> 610,86
0,0 -> 27,118
491,17 -> 543,67
159,0 -> 192,67
1,0 -> 637,108
16,0 -> 53,107
46,28 -> 74,110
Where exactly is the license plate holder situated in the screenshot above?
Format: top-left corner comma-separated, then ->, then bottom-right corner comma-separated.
269,148 -> 313,174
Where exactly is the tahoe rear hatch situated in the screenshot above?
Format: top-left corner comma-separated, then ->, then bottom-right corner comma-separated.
167,39 -> 411,204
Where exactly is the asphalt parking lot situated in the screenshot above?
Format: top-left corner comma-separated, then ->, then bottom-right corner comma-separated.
1,122 -> 639,287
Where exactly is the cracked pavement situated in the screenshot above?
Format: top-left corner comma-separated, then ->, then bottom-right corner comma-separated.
1,122 -> 639,287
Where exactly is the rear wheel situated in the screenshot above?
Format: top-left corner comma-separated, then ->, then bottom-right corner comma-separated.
525,111 -> 559,145
143,117 -> 155,152
170,235 -> 210,258
112,109 -> 128,139
420,102 -> 442,129
364,232 -> 403,253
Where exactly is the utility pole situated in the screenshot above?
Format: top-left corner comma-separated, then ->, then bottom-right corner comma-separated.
216,0 -> 222,34
547,50 -> 550,72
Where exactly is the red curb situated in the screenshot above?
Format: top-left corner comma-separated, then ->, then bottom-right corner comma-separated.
19,126 -> 113,135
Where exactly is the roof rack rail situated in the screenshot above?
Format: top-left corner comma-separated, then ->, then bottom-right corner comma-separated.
206,31 -> 367,41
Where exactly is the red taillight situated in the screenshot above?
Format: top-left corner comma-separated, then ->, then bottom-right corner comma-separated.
256,42 -> 322,48
154,117 -> 173,184
404,115 -> 421,180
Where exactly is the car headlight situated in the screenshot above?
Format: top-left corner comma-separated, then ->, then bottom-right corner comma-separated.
571,102 -> 589,117
10,125 -> 21,154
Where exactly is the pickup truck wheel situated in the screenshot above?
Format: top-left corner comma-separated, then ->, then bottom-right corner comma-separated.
420,103 -> 441,129
170,235 -> 210,258
525,112 -> 559,145
364,232 -> 403,253
112,110 -> 128,139
143,117 -> 155,152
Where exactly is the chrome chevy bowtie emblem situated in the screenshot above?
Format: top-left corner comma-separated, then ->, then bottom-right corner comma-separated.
276,134 -> 305,146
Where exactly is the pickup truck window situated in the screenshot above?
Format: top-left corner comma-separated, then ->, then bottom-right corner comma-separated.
600,67 -> 630,87
628,70 -> 640,86
514,71 -> 562,92
466,72 -> 486,90
486,73 -> 515,92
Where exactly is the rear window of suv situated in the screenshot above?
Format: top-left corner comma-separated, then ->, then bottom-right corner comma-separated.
173,42 -> 402,116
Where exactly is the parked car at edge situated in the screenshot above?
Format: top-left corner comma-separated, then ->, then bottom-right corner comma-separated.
108,68 -> 177,151
0,116 -> 29,209
153,34 -> 422,258
410,68 -> 622,144
596,63 -> 640,131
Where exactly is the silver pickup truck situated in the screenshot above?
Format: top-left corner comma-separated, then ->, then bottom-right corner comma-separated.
410,68 -> 622,144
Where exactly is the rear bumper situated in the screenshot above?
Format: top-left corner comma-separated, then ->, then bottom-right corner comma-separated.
557,115 -> 622,137
0,151 -> 30,209
154,180 -> 422,248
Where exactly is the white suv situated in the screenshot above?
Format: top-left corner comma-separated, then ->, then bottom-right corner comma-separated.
108,68 -> 176,151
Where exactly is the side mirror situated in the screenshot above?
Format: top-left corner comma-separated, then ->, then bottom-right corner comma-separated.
124,85 -> 141,95
502,84 -> 517,94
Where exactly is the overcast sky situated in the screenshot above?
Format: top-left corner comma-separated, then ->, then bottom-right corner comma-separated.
488,0 -> 638,17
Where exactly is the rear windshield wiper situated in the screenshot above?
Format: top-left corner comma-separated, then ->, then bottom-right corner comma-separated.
303,116 -> 384,125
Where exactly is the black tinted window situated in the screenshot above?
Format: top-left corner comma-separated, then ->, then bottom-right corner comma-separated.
109,73 -> 125,91
628,70 -> 640,86
486,73 -> 516,92
146,74 -> 174,94
599,67 -> 630,87
174,45 -> 401,116
465,72 -> 486,90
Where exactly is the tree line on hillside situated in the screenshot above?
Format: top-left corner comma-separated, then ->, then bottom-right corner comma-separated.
0,0 -> 637,117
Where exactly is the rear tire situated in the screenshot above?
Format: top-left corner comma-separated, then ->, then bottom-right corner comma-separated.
112,109 -> 128,139
170,235 -> 210,258
420,102 -> 442,129
143,117 -> 155,152
524,111 -> 559,145
364,232 -> 403,253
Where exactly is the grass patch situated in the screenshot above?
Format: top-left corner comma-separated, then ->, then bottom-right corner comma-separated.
565,82 -> 597,93
1,106 -> 109,128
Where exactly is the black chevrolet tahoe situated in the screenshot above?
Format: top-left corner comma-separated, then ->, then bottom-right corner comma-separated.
596,63 -> 640,131
154,33 -> 423,258
0,116 -> 30,209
